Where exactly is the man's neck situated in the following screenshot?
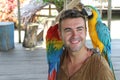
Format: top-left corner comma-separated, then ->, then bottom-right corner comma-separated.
66,46 -> 92,77
67,46 -> 90,65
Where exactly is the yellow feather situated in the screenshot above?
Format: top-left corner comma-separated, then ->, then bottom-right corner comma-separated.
88,9 -> 104,53
46,40 -> 63,50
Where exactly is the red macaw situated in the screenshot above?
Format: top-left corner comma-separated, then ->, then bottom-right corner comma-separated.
46,24 -> 63,80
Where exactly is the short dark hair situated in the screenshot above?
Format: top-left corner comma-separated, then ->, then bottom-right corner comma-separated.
58,9 -> 86,30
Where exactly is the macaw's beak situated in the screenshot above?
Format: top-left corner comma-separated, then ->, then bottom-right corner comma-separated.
82,6 -> 93,19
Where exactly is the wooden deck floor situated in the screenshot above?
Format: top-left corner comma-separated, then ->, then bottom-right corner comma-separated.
0,39 -> 120,80
0,42 -> 48,80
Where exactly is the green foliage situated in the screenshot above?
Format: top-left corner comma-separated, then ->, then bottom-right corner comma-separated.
43,0 -> 63,2
54,0 -> 64,12
43,0 -> 64,12
43,0 -> 48,2
36,0 -> 40,2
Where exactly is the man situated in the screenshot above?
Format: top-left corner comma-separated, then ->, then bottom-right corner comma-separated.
56,9 -> 115,80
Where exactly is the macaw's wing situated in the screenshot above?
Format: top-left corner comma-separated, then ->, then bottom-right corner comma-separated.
96,21 -> 113,69
96,21 -> 116,80
46,24 -> 63,80
96,21 -> 111,54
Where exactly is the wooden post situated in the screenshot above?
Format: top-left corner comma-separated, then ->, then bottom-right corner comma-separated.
23,23 -> 38,48
64,0 -> 67,10
64,0 -> 72,9
49,4 -> 51,17
99,0 -> 102,17
17,0 -> 21,43
108,0 -> 112,31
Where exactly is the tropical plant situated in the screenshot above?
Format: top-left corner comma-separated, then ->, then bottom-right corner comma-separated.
43,0 -> 64,12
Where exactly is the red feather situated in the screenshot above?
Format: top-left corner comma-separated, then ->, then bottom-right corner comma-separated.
46,24 -> 61,40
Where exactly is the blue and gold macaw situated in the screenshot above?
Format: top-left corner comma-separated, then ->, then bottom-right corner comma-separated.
83,5 -> 116,79
46,24 -> 63,80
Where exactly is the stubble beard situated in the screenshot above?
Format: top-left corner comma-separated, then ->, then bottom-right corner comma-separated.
64,40 -> 85,53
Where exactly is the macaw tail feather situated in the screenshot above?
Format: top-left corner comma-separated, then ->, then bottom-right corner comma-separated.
48,69 -> 56,80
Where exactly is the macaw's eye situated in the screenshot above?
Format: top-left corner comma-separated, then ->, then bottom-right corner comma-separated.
86,7 -> 91,12
84,7 -> 92,16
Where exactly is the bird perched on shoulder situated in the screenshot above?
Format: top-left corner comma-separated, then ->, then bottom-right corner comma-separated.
82,5 -> 116,79
46,24 -> 63,80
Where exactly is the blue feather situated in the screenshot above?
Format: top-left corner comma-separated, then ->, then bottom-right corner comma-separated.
96,21 -> 111,55
48,47 -> 63,74
86,5 -> 116,79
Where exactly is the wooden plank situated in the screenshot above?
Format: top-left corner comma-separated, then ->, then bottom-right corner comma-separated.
37,30 -> 43,41
0,39 -> 119,80
0,43 -> 48,80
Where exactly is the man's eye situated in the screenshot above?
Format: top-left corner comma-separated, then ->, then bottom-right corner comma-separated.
77,27 -> 83,31
64,28 -> 71,32
78,28 -> 82,31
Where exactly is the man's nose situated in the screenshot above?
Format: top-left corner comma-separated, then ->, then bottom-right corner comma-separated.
72,30 -> 78,37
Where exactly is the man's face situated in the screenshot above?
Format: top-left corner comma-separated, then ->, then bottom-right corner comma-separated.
59,17 -> 86,52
